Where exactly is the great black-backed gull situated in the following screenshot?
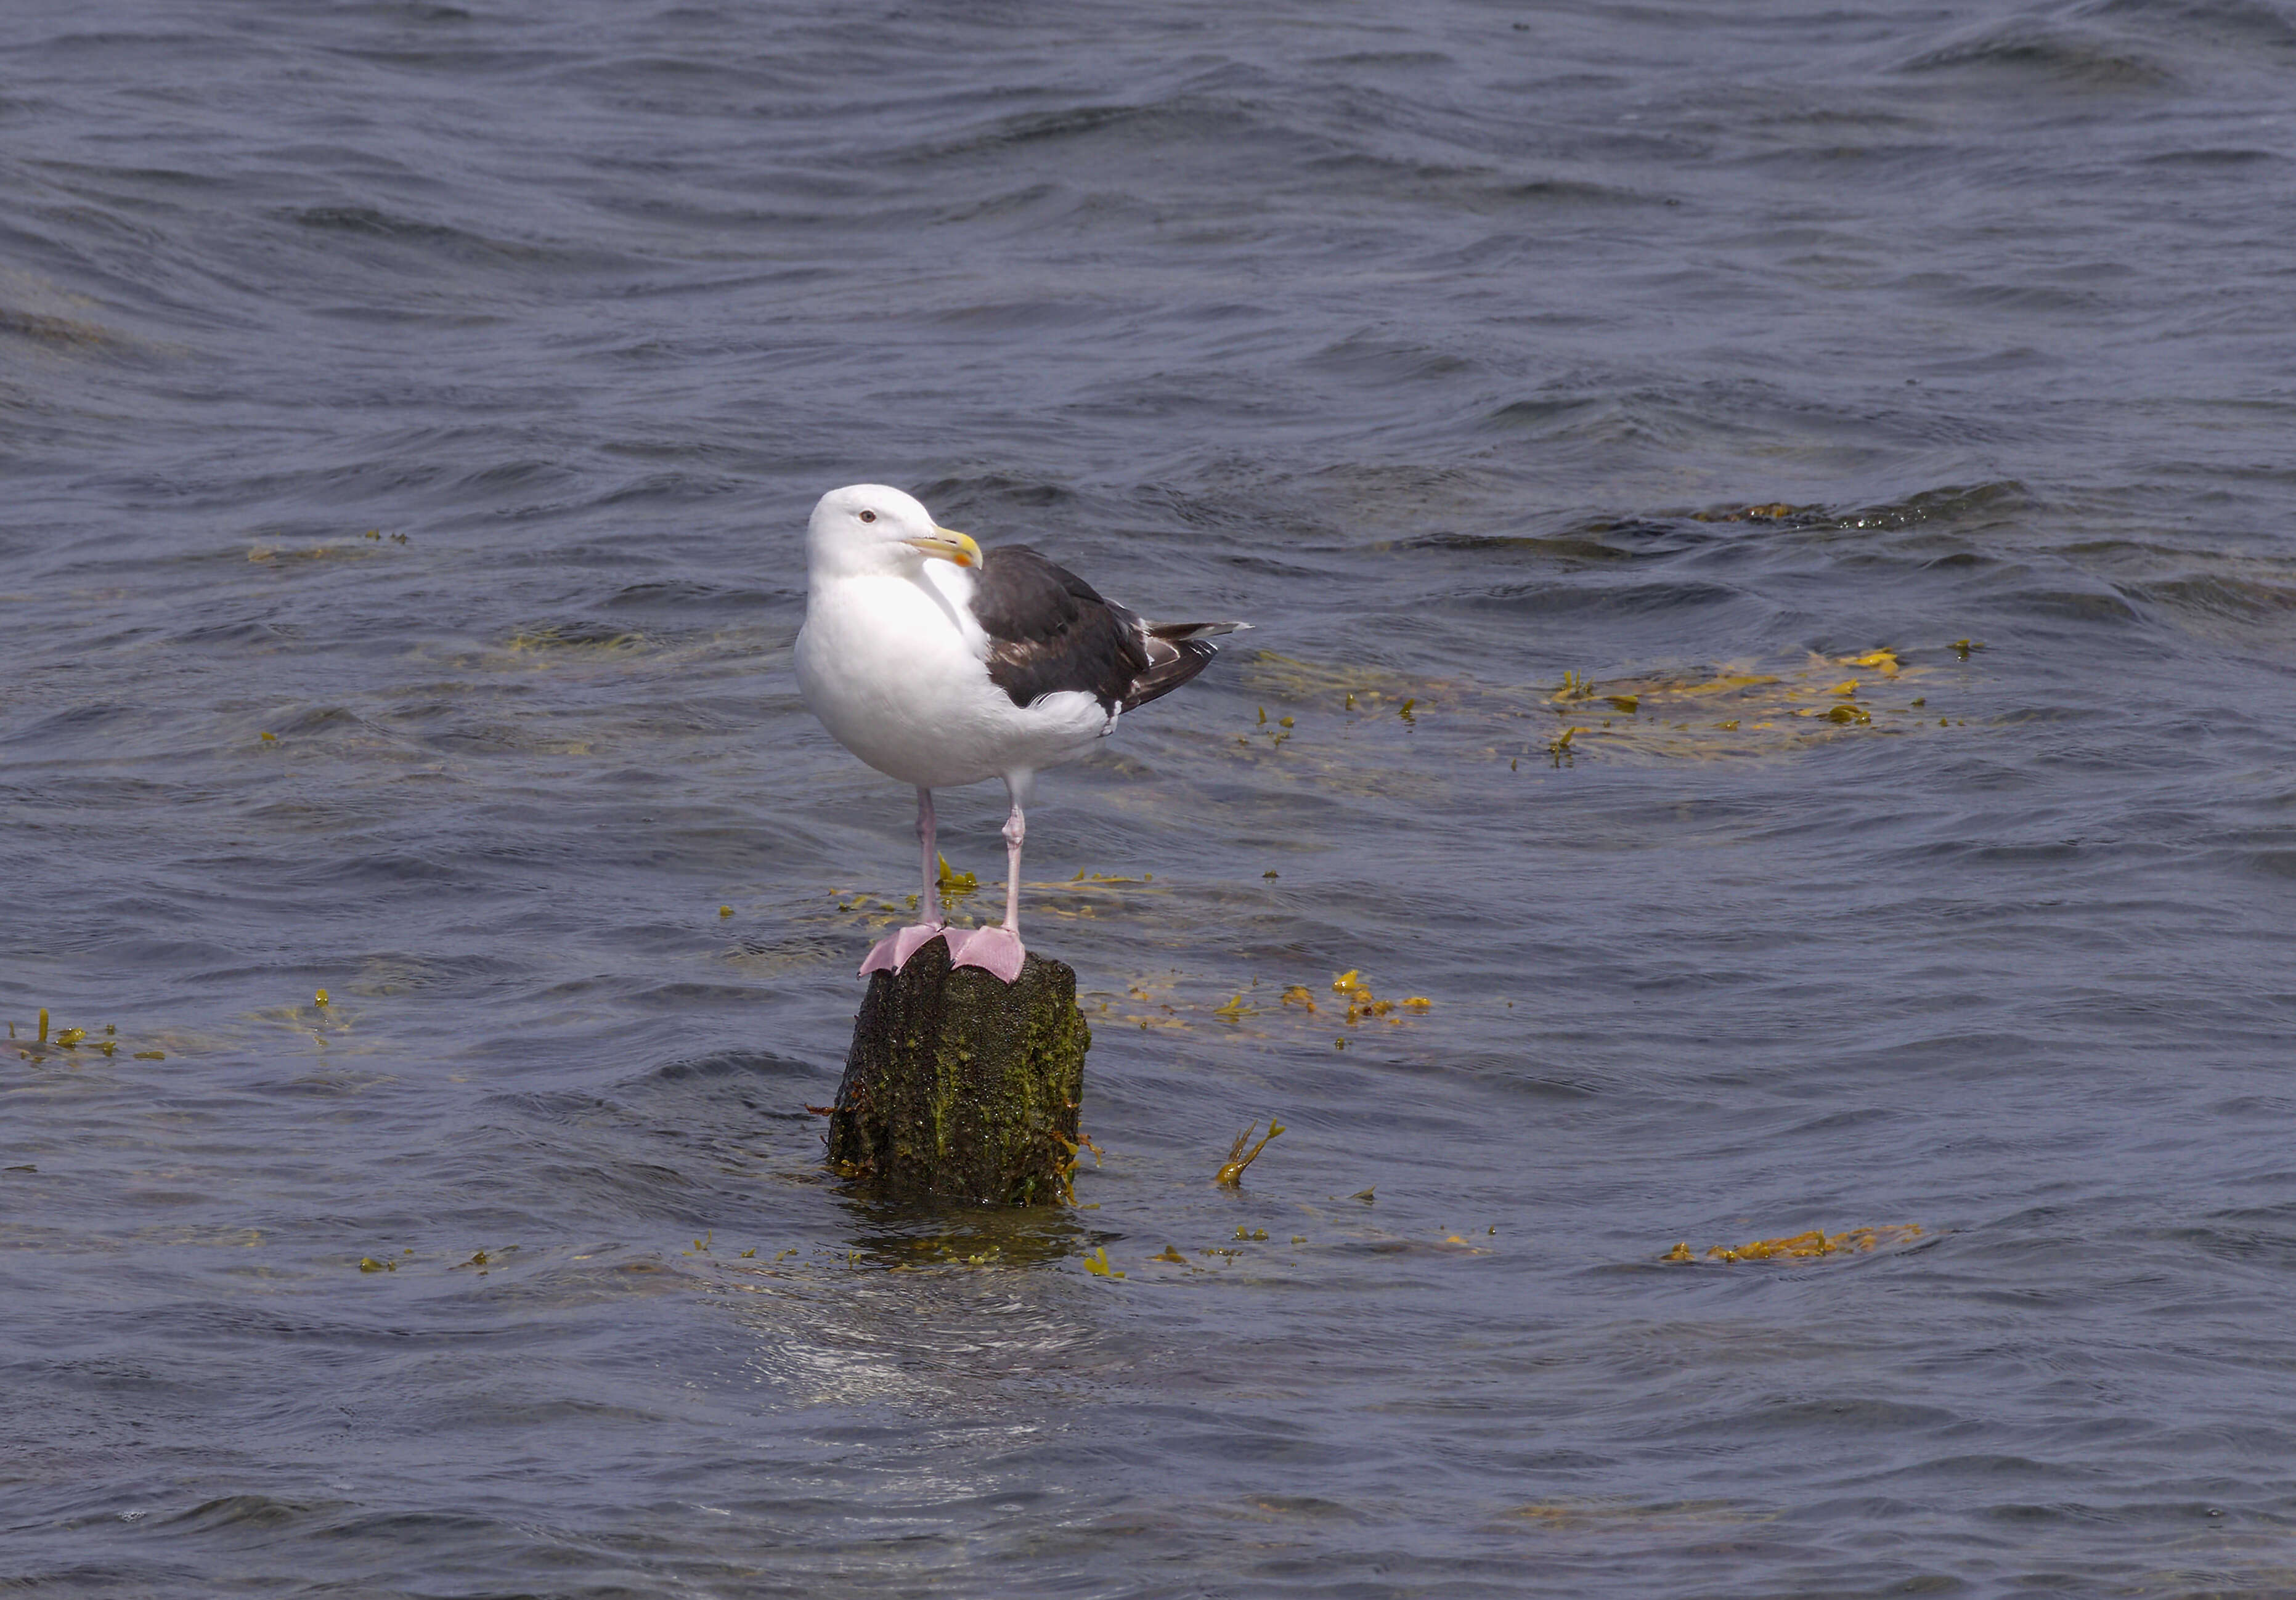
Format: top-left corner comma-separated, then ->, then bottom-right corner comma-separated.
797,484 -> 1244,983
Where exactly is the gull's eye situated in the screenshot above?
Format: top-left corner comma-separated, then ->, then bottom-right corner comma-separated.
858,509 -> 877,524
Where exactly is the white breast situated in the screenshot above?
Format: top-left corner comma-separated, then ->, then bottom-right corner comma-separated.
797,568 -> 1111,789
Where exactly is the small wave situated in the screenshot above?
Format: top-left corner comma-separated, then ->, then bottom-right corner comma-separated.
168,619 -> 298,648
1827,481 -> 2033,533
1305,331 -> 1481,385
2128,571 -> 2296,622
165,1493 -> 349,1531
483,1088 -> 615,1120
279,204 -> 558,267
0,303 -> 130,352
926,298 -> 1108,333
602,579 -> 778,613
640,1049 -> 820,1085
2077,0 -> 2296,52
1308,51 -> 1457,70
1409,530 -> 1639,564
2,702 -> 142,743
1300,153 -> 1660,212
594,468 -> 744,508
1484,395 -> 1603,432
1895,20 -> 2178,87
922,98 -> 1263,163
2000,587 -> 2145,625
2140,146 -> 2282,166
1466,577 -> 1746,619
913,473 -> 1078,513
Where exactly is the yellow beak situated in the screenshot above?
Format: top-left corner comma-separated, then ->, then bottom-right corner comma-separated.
905,526 -> 982,567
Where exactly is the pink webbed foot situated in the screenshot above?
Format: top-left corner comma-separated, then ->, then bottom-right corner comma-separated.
859,922 -> 947,977
945,924 -> 1025,983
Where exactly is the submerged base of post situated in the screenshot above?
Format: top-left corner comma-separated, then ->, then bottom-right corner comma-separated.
826,937 -> 1089,1206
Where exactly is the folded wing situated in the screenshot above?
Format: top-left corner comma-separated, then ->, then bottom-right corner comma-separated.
970,544 -> 1245,716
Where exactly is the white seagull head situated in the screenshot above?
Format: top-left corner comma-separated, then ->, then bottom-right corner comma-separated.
807,484 -> 982,579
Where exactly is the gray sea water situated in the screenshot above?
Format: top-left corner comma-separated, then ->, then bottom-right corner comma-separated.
7,1 -> 2296,1594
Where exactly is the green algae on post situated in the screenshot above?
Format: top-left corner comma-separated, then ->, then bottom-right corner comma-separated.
826,938 -> 1087,1206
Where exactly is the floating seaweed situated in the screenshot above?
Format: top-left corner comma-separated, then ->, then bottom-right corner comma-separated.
504,623 -> 644,655
1330,970 -> 1433,1026
1690,502 -> 1814,523
1215,1119 -> 1285,1186
1049,1131 -> 1103,1204
1498,1497 -> 1775,1535
936,854 -> 979,898
247,540 -> 396,567
10,1009 -> 161,1064
810,867 -> 1159,945
1663,1224 -> 1924,1264
248,989 -> 362,1053
1070,967 -> 1431,1046
1234,639 -> 1982,777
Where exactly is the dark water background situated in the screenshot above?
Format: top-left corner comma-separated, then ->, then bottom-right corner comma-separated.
7,1 -> 2296,1594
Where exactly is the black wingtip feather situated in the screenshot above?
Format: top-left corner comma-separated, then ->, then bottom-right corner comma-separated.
1122,633 -> 1223,712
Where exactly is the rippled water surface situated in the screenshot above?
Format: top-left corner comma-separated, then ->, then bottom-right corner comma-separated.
8,1 -> 2296,1594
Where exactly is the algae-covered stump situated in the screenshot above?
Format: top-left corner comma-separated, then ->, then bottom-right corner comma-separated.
826,938 -> 1089,1206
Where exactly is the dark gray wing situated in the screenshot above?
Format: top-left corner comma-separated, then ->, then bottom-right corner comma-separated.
971,545 -> 1148,713
970,544 -> 1246,715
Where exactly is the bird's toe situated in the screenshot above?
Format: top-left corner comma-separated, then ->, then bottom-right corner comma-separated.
859,922 -> 948,977
946,925 -> 1026,983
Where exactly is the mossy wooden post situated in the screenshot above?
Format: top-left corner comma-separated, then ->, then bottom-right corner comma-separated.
826,938 -> 1089,1206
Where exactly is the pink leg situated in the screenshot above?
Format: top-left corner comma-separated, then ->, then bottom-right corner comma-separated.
860,787 -> 950,977
948,792 -> 1027,982
916,786 -> 940,926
